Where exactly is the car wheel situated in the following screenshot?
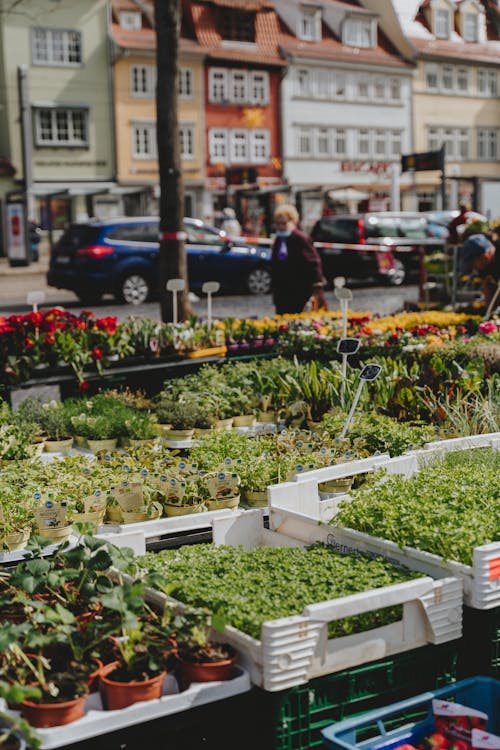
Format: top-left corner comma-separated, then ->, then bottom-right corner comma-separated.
247,267 -> 272,295
117,272 -> 151,305
387,259 -> 406,286
76,290 -> 103,305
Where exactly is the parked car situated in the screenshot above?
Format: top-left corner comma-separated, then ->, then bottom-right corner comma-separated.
311,212 -> 436,286
47,217 -> 272,305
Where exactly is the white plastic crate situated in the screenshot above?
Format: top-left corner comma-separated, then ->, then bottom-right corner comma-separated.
144,511 -> 462,692
8,668 -> 250,749
269,432 -> 500,610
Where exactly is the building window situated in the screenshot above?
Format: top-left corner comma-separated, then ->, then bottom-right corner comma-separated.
390,130 -> 402,156
179,124 -> 195,159
209,68 -> 228,103
357,129 -> 370,155
344,18 -> 374,48
32,28 -> 82,65
334,74 -> 346,98
249,72 -> 269,104
426,64 -> 439,90
119,11 -> 141,30
316,128 -> 330,156
374,78 -> 386,100
298,7 -> 321,42
477,128 -> 498,160
442,66 -> 453,91
132,123 -> 157,159
296,69 -> 311,96
389,78 -> 401,101
435,8 -> 450,39
130,64 -> 155,97
334,128 -> 346,155
179,68 -> 193,99
209,129 -> 228,163
463,13 -> 478,42
34,107 -> 87,146
230,130 -> 248,162
250,130 -> 269,162
457,67 -> 469,93
297,127 -> 312,156
316,70 -> 330,98
477,68 -> 497,96
217,8 -> 256,43
427,126 -> 470,160
230,71 -> 248,103
357,79 -> 370,99
374,129 -> 386,156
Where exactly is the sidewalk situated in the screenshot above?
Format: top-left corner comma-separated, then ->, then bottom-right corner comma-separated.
0,240 -> 50,277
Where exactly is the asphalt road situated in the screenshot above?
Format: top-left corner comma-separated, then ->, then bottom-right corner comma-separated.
0,273 -> 420,321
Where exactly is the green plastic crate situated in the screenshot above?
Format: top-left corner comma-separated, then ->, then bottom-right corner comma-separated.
459,604 -> 500,678
249,642 -> 459,750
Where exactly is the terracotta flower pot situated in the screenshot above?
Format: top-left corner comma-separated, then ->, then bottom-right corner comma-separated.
176,649 -> 237,689
99,668 -> 166,710
21,695 -> 87,728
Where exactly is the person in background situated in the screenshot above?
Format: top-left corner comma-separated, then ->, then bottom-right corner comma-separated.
459,231 -> 497,308
219,207 -> 242,237
271,204 -> 327,315
448,203 -> 471,244
29,221 -> 41,262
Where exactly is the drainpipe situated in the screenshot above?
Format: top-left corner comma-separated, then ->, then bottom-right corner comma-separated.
17,65 -> 34,222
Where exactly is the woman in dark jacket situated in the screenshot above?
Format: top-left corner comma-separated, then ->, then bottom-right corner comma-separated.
271,204 -> 326,314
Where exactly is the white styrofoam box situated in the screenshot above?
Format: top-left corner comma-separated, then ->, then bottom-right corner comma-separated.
269,455 -> 391,522
269,432 -> 500,609
9,668 -> 250,749
97,507 -> 244,541
144,511 -> 463,692
271,504 -> 500,611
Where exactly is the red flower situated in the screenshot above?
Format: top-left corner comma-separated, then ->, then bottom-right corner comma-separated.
91,347 -> 103,361
43,332 -> 55,345
24,337 -> 34,348
78,380 -> 90,391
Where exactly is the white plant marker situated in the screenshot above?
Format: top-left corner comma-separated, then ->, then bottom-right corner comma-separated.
166,278 -> 185,325
26,290 -> 45,313
336,337 -> 361,409
202,281 -> 220,329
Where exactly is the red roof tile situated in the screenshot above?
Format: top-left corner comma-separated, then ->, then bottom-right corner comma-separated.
410,35 -> 500,62
189,0 -> 283,64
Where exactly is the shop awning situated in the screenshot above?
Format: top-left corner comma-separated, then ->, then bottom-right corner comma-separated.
32,181 -> 118,196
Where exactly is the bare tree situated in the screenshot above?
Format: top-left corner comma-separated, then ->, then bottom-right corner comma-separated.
154,0 -> 191,321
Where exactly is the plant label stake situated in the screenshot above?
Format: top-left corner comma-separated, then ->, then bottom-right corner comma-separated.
27,290 -> 45,313
334,286 -> 352,339
166,278 -> 185,325
202,281 -> 220,329
339,363 -> 382,439
337,337 -> 361,409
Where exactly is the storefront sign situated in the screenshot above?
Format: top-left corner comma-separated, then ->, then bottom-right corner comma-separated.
340,161 -> 390,174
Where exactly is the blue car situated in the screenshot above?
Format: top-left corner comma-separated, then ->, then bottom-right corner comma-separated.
47,217 -> 272,305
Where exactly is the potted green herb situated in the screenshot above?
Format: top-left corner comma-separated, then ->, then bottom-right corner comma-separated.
38,403 -> 73,454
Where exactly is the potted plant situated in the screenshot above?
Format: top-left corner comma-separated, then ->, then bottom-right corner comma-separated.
162,477 -> 207,517
171,606 -> 237,689
38,402 -> 73,454
121,410 -> 158,447
154,398 -> 198,441
97,581 -> 176,710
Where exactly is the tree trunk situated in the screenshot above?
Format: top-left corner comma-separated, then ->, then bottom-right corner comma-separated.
154,0 -> 191,322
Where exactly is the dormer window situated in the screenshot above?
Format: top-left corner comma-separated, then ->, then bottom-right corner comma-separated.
343,17 -> 375,48
119,11 -> 141,31
298,6 -> 321,42
463,12 -> 478,42
217,8 -> 256,43
435,8 -> 450,39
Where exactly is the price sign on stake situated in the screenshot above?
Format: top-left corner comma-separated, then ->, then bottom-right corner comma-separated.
202,281 -> 220,329
166,278 -> 185,325
336,337 -> 361,409
26,290 -> 45,313
339,363 -> 382,439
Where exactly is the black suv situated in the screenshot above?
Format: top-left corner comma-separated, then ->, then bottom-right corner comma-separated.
311,212 -> 432,286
